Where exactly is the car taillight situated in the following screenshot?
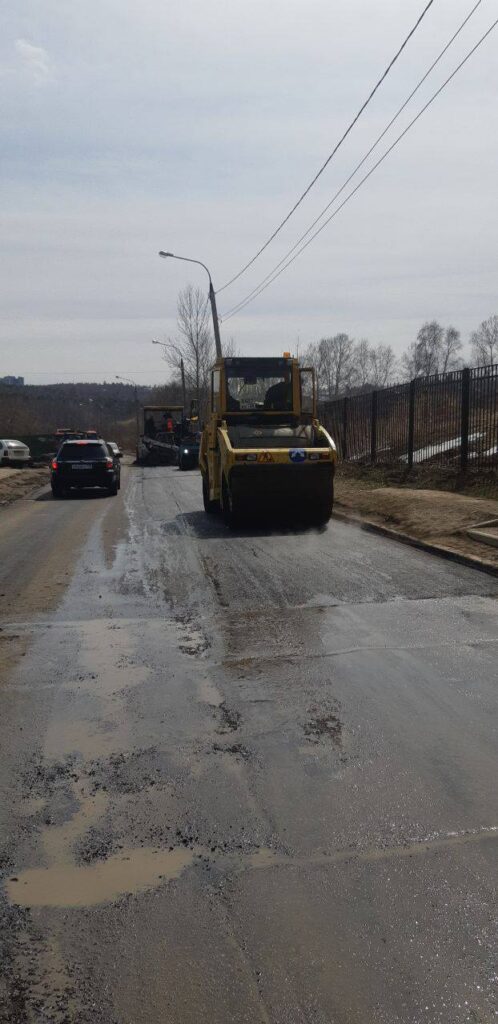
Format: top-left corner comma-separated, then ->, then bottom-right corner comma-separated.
51,459 -> 58,470
106,458 -> 114,469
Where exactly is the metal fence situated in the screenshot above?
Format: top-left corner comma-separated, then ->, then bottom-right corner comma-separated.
320,363 -> 498,472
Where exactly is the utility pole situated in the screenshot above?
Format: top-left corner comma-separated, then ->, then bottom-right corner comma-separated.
180,358 -> 186,410
159,251 -> 222,359
208,282 -> 222,360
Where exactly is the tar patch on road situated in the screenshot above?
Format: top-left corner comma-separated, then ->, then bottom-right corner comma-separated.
303,701 -> 343,746
215,701 -> 241,734
212,742 -> 251,760
86,747 -> 170,795
21,754 -> 80,797
75,827 -> 119,865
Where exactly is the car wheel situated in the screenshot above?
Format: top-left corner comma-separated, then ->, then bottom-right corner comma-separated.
108,480 -> 118,496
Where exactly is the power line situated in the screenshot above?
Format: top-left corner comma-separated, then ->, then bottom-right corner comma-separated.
221,15 -> 497,322
221,0 -> 483,317
217,0 -> 437,293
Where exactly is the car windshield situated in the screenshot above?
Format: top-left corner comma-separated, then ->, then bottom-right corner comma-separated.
225,360 -> 293,412
58,443 -> 108,461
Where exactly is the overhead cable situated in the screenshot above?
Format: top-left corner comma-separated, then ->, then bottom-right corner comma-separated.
220,15 -> 498,321
221,0 -> 482,316
217,0 -> 437,293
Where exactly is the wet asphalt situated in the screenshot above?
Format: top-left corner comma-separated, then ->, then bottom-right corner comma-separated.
0,464 -> 497,1024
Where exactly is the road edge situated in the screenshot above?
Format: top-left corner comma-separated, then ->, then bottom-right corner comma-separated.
333,506 -> 498,579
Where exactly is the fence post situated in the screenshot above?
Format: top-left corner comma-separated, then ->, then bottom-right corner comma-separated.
342,396 -> 348,461
407,379 -> 415,470
460,367 -> 470,472
370,390 -> 378,464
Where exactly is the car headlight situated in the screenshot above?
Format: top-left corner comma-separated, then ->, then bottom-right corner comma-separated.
183,449 -> 189,454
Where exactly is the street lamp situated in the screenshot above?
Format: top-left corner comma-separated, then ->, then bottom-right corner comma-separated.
158,251 -> 222,359
115,375 -> 140,439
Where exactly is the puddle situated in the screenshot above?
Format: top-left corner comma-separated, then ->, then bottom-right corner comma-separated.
41,617 -> 152,762
64,663 -> 149,697
248,847 -> 282,869
7,845 -> 196,908
45,718 -> 121,761
197,677 -> 223,706
77,619 -> 150,697
18,796 -> 47,817
7,821 -> 497,909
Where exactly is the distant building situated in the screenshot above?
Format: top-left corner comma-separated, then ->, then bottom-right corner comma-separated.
0,375 -> 24,386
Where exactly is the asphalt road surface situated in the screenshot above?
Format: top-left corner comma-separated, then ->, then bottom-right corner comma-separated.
1,465 -> 497,1024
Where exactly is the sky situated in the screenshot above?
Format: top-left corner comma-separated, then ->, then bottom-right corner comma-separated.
1,0 -> 497,384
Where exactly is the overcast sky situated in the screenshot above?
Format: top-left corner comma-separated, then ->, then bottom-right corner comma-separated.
1,0 -> 497,384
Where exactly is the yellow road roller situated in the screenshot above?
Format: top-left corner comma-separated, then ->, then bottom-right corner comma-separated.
199,354 -> 337,526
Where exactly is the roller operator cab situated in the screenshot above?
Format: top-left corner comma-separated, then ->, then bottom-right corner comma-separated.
199,355 -> 337,526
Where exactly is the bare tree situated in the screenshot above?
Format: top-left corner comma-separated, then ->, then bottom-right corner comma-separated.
223,335 -> 239,358
353,339 -> 372,389
470,315 -> 498,366
402,321 -> 444,379
316,334 -> 356,398
440,326 -> 463,372
305,336 -> 397,396
369,344 -> 397,388
402,320 -> 465,379
302,342 -> 320,373
162,285 -> 214,412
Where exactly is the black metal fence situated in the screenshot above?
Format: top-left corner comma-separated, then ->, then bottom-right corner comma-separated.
320,363 -> 498,472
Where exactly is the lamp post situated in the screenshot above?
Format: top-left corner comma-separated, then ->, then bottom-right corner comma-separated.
158,251 -> 222,359
115,375 -> 140,440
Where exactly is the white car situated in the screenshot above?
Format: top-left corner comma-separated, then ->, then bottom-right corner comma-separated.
0,439 -> 32,466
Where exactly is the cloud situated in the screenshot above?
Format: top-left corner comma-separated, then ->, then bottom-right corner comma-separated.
1,1 -> 496,382
15,39 -> 52,83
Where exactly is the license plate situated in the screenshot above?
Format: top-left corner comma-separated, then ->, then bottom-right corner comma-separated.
72,463 -> 92,470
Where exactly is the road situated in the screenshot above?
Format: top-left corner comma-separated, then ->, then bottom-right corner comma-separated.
1,464 -> 497,1024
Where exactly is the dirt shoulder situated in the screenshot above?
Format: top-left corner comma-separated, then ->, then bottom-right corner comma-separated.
0,466 -> 50,507
335,470 -> 498,568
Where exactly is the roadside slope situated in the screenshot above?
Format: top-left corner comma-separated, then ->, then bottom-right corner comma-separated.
335,477 -> 498,567
0,467 -> 49,507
